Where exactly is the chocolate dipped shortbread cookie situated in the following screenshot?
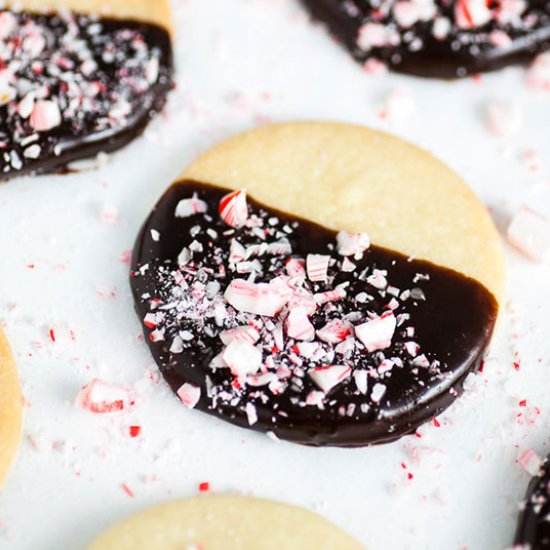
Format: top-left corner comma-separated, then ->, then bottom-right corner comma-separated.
515,453 -> 550,549
130,122 -> 506,447
0,329 -> 21,485
0,0 -> 173,180
88,495 -> 363,550
302,0 -> 550,78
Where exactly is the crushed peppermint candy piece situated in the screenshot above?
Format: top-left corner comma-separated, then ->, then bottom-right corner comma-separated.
336,231 -> 371,258
30,100 -> 62,132
219,189 -> 248,228
175,194 -> 208,218
222,340 -> 263,378
517,448 -> 543,477
76,379 -> 132,414
355,312 -> 397,352
507,206 -> 550,264
286,307 -> 315,341
309,365 -> 352,393
224,279 -> 290,316
306,254 -> 330,282
177,383 -> 201,409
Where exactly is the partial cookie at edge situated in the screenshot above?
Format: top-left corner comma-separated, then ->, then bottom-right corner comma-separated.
0,329 -> 22,486
2,0 -> 173,33
182,121 -> 506,308
87,495 -> 364,550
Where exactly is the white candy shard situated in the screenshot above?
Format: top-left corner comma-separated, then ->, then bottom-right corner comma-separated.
336,231 -> 371,258
219,189 -> 248,228
175,193 -> 208,218
316,319 -> 351,344
76,379 -> 131,414
517,448 -> 543,477
285,307 -> 315,341
222,340 -> 263,378
354,370 -> 368,395
371,383 -> 387,403
486,100 -> 522,138
355,311 -> 397,353
224,279 -> 290,316
219,324 -> 261,345
309,365 -> 351,393
30,99 -> 62,132
306,254 -> 330,282
177,383 -> 201,409
507,206 -> 550,264
245,402 -> 258,426
454,0 -> 492,29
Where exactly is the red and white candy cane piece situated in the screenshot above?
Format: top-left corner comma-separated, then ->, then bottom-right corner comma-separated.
175,193 -> 208,218
355,311 -> 397,353
314,283 -> 348,305
517,447 -> 543,477
306,254 -> 330,282
30,99 -> 62,132
285,258 -> 306,279
354,370 -> 368,394
222,340 -> 263,378
220,324 -> 261,345
292,342 -> 321,359
316,319 -> 351,344
287,290 -> 317,316
336,231 -> 370,258
309,365 -> 351,393
454,0 -> 492,29
224,279 -> 290,316
286,307 -> 315,341
507,206 -> 550,264
219,189 -> 248,228
76,379 -> 132,414
177,383 -> 201,409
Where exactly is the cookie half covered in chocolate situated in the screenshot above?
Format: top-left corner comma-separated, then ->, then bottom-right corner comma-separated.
131,122 -> 505,447
0,0 -> 173,180
301,0 -> 550,78
515,452 -> 550,549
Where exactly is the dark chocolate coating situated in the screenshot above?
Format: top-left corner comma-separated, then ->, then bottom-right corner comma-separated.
301,0 -> 550,78
515,455 -> 550,549
0,11 -> 172,180
131,181 -> 498,447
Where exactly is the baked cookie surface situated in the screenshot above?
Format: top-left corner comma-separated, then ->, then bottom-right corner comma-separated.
301,0 -> 550,78
0,1 -> 173,180
130,122 -> 505,447
87,495 -> 363,550
0,329 -> 21,486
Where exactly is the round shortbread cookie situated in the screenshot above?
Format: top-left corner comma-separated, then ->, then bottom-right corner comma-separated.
88,495 -> 363,550
0,329 -> 22,486
182,122 -> 506,307
131,122 -> 505,446
0,1 -> 173,180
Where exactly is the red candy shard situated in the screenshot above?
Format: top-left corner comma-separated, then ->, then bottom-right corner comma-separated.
76,379 -> 132,414
219,189 -> 248,228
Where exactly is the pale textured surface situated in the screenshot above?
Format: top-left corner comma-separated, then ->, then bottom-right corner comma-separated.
0,1 -> 548,550
3,0 -> 172,32
183,121 -> 506,306
0,330 -> 21,487
88,495 -> 363,550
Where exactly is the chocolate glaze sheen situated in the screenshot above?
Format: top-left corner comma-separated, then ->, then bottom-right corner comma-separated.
131,181 -> 498,447
302,0 -> 550,78
515,455 -> 550,549
0,11 -> 173,180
